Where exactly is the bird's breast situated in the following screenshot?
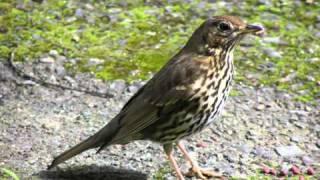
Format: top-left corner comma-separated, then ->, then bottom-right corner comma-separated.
190,54 -> 234,128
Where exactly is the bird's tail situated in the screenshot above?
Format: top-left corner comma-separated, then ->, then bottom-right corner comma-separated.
48,119 -> 119,170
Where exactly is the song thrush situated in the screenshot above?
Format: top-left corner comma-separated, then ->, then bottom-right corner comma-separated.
48,16 -> 264,179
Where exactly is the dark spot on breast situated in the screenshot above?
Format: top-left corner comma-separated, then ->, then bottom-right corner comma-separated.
201,91 -> 207,96
202,95 -> 209,101
208,72 -> 214,79
211,90 -> 218,97
202,103 -> 208,110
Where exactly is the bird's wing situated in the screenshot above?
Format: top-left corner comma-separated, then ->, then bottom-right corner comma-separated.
108,53 -> 206,144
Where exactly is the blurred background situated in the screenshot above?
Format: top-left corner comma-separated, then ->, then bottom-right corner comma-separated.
0,0 -> 319,102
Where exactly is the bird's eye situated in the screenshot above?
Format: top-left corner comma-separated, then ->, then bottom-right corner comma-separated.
218,22 -> 231,32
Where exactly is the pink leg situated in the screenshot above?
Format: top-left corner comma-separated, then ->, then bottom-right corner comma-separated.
164,144 -> 185,180
177,141 -> 223,179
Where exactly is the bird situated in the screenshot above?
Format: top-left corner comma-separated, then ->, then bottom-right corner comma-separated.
48,15 -> 264,180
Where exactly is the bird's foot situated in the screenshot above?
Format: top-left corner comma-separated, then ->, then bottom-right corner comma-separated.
184,165 -> 223,179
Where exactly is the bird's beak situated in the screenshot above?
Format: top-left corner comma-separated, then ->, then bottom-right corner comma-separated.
244,24 -> 265,36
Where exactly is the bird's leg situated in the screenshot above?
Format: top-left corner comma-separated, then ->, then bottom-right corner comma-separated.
163,144 -> 185,180
177,141 -> 223,179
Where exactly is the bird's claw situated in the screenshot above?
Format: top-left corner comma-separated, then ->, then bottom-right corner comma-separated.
184,165 -> 224,179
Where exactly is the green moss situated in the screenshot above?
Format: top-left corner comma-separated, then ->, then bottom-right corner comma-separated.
0,0 -> 319,102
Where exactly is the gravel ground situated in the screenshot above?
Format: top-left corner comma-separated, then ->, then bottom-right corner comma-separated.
0,58 -> 319,180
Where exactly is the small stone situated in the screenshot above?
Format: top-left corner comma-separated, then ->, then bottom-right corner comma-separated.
275,145 -> 305,157
196,141 -> 208,148
294,122 -> 305,129
290,136 -> 302,143
87,58 -> 104,66
49,50 -> 59,56
263,37 -> 282,44
110,80 -> 126,93
261,166 -> 270,174
22,80 -> 37,86
302,156 -> 314,165
279,73 -> 297,83
306,167 -> 315,175
290,165 -> 301,175
254,104 -> 265,111
40,56 -> 55,63
64,76 -> 76,86
223,154 -> 237,163
42,121 -> 60,131
279,167 -> 289,176
55,66 -> 66,77
237,144 -> 252,154
263,48 -> 282,58
269,168 -> 277,175
127,85 -> 139,94
75,8 -> 84,18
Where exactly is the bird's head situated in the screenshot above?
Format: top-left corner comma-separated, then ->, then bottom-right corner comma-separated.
185,16 -> 264,55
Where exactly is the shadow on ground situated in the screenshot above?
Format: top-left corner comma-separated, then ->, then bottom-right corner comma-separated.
37,165 -> 148,180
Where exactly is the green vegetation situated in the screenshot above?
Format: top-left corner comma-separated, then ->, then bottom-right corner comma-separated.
0,0 -> 319,102
0,167 -> 20,180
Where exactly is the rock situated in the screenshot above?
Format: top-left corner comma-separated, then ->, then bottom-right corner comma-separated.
40,56 -> 55,63
262,37 -> 282,44
64,76 -> 77,86
316,141 -> 320,148
290,165 -> 301,175
87,58 -> 104,66
279,72 -> 297,83
254,104 -> 265,111
290,136 -> 302,143
237,144 -> 252,154
306,167 -> 315,175
302,156 -> 314,165
275,145 -> 305,157
49,50 -> 59,57
263,48 -> 282,58
42,121 -> 60,131
127,85 -> 139,94
110,80 -> 126,93
223,154 -> 237,163
196,141 -> 208,148
279,165 -> 290,176
55,66 -> 66,77
75,8 -> 84,18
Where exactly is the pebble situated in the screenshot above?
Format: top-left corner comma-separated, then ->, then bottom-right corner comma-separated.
75,8 -> 84,18
261,166 -> 270,174
196,141 -> 208,148
55,66 -> 66,77
110,80 -> 126,93
262,37 -> 282,44
40,56 -> 55,63
302,156 -> 314,165
269,168 -> 276,175
263,48 -> 282,58
306,167 -> 315,175
237,144 -> 252,154
290,165 -> 301,175
87,58 -> 104,66
254,103 -> 265,111
49,50 -> 59,57
42,121 -> 61,131
290,136 -> 302,143
275,145 -> 305,157
279,166 -> 289,176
